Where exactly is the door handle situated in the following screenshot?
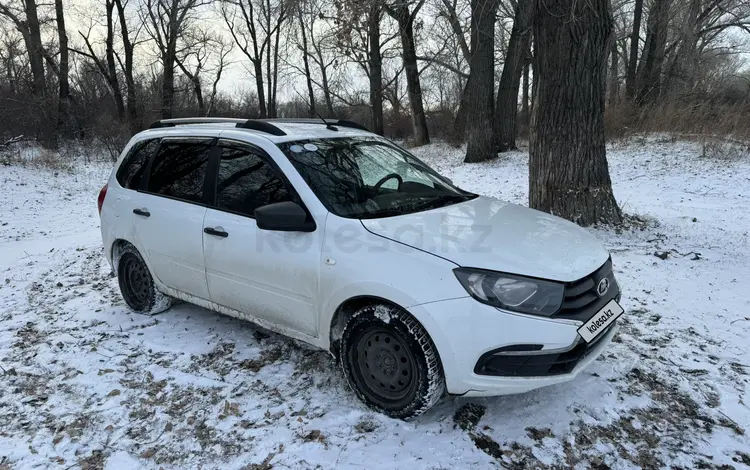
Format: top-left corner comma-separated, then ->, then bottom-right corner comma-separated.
133,208 -> 150,217
204,227 -> 229,238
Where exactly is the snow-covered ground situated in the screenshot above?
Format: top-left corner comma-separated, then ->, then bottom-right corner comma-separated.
1,137 -> 749,469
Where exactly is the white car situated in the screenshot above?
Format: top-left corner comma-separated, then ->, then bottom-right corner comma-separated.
98,118 -> 623,419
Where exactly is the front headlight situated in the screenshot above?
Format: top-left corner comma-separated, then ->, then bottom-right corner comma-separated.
453,268 -> 564,316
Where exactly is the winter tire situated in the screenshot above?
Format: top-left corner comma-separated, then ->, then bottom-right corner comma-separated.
116,244 -> 171,315
340,303 -> 445,419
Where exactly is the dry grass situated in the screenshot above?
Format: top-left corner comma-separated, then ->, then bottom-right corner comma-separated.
605,100 -> 750,143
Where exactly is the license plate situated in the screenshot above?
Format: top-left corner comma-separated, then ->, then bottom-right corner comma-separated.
578,299 -> 624,343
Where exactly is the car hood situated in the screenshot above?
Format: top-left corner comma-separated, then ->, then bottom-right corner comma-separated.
360,196 -> 609,282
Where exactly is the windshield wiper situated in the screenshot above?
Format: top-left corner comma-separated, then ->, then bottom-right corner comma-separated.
411,193 -> 476,211
357,207 -> 412,219
356,194 -> 476,220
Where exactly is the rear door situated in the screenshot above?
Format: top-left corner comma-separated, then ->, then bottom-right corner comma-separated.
135,137 -> 214,299
202,139 -> 322,337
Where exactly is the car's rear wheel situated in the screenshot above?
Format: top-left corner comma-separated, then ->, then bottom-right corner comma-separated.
116,244 -> 171,315
340,303 -> 445,419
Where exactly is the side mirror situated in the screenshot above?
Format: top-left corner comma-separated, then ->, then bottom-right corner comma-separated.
255,201 -> 316,232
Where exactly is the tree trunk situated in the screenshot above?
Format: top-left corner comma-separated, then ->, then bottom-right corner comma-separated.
24,0 -> 45,97
193,77 -> 205,115
464,0 -> 500,163
106,0 -> 125,119
636,0 -> 670,104
368,4 -> 384,135
389,5 -> 430,146
162,53 -> 175,119
530,0 -> 622,225
608,41 -> 619,104
253,59 -> 267,118
55,0 -> 71,130
271,23 -> 281,118
298,8 -> 316,118
320,59 -> 334,115
625,0 -> 643,100
495,0 -> 533,152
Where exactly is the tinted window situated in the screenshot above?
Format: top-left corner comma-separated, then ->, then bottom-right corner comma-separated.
147,140 -> 212,203
216,145 -> 291,217
116,139 -> 159,189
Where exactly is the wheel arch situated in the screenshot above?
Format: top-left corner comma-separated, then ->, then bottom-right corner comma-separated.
329,295 -> 402,360
110,238 -> 134,273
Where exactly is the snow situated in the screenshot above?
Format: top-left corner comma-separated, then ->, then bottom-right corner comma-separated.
1,137 -> 750,469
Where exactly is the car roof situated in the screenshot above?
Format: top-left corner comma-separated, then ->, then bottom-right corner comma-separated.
135,118 -> 374,145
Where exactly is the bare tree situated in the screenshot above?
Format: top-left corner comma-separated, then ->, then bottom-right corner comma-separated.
665,0 -> 750,96
113,0 -> 140,132
384,0 -> 430,145
142,0 -> 209,119
54,0 -> 71,130
290,0 -> 340,115
494,0 -> 533,152
174,28 -> 232,116
463,0 -> 500,162
0,29 -> 25,94
74,1 -> 125,120
636,0 -> 671,104
625,0 -> 644,99
0,1 -> 45,97
221,0 -> 291,118
295,2 -> 316,117
335,0 -> 396,135
206,40 -> 233,116
367,2 -> 384,134
530,0 -> 622,225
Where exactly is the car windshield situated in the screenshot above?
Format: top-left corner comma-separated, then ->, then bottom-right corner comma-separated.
278,137 -> 476,219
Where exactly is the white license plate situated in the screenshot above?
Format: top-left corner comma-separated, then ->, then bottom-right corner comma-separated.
578,299 -> 624,343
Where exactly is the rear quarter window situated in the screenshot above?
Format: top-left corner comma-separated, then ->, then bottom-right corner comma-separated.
116,139 -> 160,189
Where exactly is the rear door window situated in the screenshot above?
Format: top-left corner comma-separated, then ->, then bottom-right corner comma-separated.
116,139 -> 160,189
214,142 -> 292,218
146,139 -> 213,204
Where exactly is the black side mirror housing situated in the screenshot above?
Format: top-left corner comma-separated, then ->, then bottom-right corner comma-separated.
254,201 -> 316,232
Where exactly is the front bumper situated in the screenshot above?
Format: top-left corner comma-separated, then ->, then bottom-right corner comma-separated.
407,296 -> 619,396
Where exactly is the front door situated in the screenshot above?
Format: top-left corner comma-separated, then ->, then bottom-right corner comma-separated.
202,140 -> 322,337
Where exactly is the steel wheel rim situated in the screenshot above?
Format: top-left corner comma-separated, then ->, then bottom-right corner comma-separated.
351,326 -> 417,403
121,255 -> 149,309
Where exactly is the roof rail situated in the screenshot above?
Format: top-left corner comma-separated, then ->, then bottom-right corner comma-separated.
148,118 -> 287,136
258,118 -> 369,132
148,118 -> 246,129
147,117 -> 370,135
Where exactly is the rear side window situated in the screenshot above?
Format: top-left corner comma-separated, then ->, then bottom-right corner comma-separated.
116,139 -> 160,189
216,144 -> 291,218
146,140 -> 212,203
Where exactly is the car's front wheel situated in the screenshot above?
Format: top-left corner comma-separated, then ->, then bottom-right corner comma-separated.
116,244 -> 171,315
340,303 -> 445,419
